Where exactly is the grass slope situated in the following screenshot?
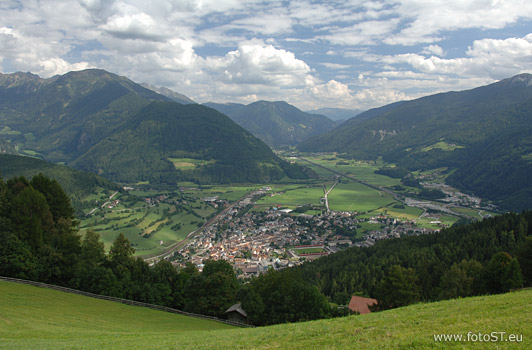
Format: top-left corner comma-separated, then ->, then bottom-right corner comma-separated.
1,280 -> 530,349
0,281 -> 233,350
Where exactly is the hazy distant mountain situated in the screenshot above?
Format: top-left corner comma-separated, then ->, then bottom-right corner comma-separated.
203,102 -> 245,117
140,83 -> 196,104
205,101 -> 336,147
306,107 -> 362,122
299,74 -> 532,211
0,69 -> 310,184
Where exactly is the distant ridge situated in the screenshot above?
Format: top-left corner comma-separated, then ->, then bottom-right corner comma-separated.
205,100 -> 336,147
306,107 -> 362,121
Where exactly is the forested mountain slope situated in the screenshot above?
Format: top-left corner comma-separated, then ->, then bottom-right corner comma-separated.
205,101 -> 336,147
298,74 -> 532,210
0,69 -> 309,184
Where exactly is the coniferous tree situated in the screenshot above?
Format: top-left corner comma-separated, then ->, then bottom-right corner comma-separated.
374,265 -> 421,309
517,236 -> 532,285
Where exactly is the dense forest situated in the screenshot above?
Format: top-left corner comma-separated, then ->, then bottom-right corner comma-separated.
1,174 -> 530,326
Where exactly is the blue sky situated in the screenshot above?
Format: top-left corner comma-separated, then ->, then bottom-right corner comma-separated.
1,0 -> 532,111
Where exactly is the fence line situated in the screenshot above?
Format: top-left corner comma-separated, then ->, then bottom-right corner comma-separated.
0,276 -> 254,328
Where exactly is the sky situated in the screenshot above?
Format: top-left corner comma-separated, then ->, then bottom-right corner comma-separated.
1,1 -> 532,111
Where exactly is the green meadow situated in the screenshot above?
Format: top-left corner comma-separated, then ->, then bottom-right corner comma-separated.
328,181 -> 395,213
78,184 -> 267,256
256,184 -> 326,208
301,155 -> 401,187
376,205 -> 424,221
1,280 -> 530,349
168,157 -> 216,170
0,281 -> 233,350
291,247 -> 326,255
420,141 -> 464,152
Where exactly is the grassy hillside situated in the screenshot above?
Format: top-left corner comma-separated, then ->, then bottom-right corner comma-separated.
0,281 -> 234,350
1,280 -> 529,349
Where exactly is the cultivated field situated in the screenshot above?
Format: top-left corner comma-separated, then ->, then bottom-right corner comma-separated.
327,181 -> 395,213
78,185 -> 265,256
256,184 -> 326,208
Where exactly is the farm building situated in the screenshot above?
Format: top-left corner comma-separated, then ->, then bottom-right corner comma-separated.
225,303 -> 248,324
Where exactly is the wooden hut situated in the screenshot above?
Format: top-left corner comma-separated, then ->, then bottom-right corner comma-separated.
225,303 -> 248,324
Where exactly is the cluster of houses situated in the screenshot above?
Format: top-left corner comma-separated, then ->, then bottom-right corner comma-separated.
172,189 -> 442,278
143,194 -> 169,206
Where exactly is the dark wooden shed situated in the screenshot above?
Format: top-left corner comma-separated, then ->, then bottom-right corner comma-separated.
225,303 -> 248,324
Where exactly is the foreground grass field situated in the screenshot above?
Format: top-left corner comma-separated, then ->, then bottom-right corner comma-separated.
0,281 -> 234,349
1,280 -> 530,349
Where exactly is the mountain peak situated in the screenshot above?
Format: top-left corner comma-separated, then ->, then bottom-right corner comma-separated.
140,83 -> 195,104
501,73 -> 532,87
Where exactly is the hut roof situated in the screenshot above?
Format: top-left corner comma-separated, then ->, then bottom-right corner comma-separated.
348,296 -> 378,315
225,303 -> 247,317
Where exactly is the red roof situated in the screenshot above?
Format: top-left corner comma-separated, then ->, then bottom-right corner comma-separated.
348,296 -> 378,315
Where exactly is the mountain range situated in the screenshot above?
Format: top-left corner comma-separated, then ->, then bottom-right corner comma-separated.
298,74 -> 532,210
306,107 -> 362,122
0,69 -> 310,184
204,101 -> 337,147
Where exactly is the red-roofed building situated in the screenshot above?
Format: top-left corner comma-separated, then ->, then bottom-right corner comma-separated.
348,295 -> 378,315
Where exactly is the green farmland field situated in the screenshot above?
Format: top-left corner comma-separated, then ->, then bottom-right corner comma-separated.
328,182 -> 395,213
256,185 -> 326,208
79,189 -> 215,256
300,156 -> 401,187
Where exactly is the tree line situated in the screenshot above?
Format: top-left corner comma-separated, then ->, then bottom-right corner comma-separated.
1,173 -> 531,326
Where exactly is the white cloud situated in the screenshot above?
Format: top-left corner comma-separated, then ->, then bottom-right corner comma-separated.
205,41 -> 315,86
101,12 -> 167,41
0,27 -> 92,77
320,19 -> 400,46
309,80 -> 352,100
320,62 -> 352,69
2,0 -> 532,111
422,45 -> 444,57
225,12 -> 294,36
385,0 -> 532,46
